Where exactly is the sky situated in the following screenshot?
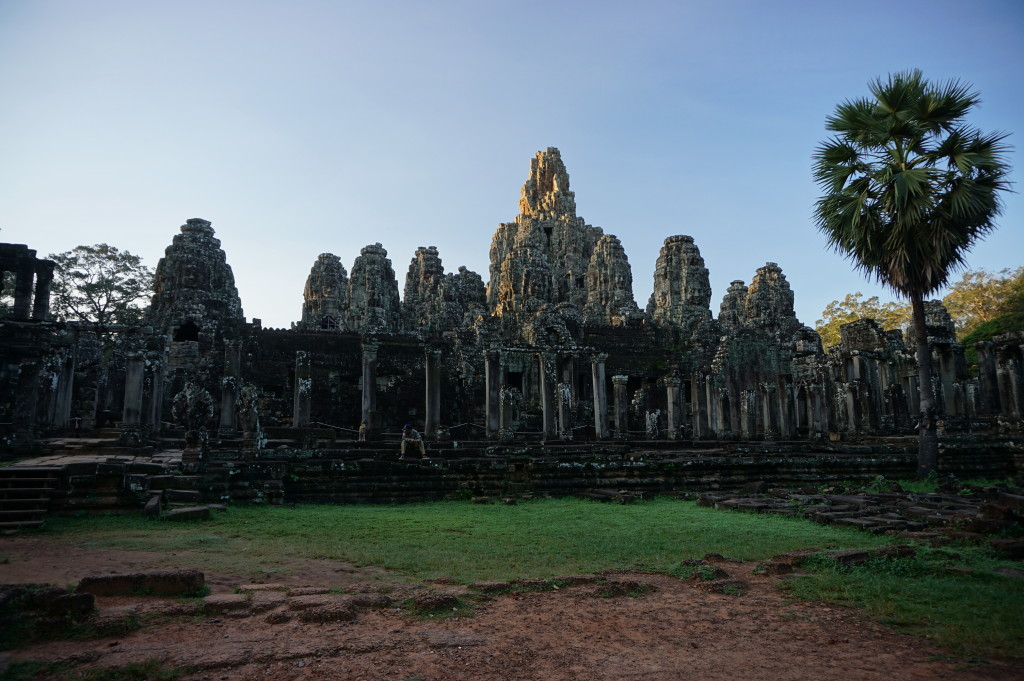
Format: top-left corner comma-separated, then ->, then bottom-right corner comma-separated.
1,0 -> 1021,330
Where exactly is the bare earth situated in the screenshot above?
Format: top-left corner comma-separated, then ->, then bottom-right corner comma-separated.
0,535 -> 1018,681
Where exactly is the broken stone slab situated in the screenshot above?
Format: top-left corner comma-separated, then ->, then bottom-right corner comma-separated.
471,581 -> 511,593
203,593 -> 250,614
348,593 -> 393,609
165,489 -> 203,503
298,600 -> 358,623
163,506 -> 211,521
76,570 -> 205,597
45,593 -> 95,619
988,538 -> 1024,560
289,586 -> 331,596
695,579 -> 748,593
287,594 -> 346,611
250,591 -> 287,612
237,583 -> 289,593
554,574 -> 600,585
753,562 -> 793,576
421,630 -> 487,647
143,493 -> 163,518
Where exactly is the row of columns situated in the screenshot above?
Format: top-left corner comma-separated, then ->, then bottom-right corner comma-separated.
0,245 -> 55,321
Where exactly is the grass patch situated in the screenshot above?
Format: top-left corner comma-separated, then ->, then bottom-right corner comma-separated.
35,498 -> 892,581
780,543 -> 1024,658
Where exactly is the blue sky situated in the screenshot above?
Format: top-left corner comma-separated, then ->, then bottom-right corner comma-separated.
1,0 -> 1021,329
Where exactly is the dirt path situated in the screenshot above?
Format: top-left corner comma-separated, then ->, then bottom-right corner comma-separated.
1,534 -> 1018,681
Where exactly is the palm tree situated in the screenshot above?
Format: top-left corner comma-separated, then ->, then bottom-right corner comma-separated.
813,70 -> 1011,477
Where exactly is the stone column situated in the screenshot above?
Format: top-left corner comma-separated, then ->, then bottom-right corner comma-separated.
538,354 -> 557,439
591,353 -> 609,439
739,389 -> 756,440
975,341 -> 999,415
12,264 -> 34,319
690,375 -> 709,439
361,342 -> 378,432
424,348 -> 441,439
148,357 -> 164,436
560,354 -> 576,406
996,346 -> 1023,419
122,353 -> 145,428
612,375 -> 629,439
485,349 -> 501,438
293,350 -> 311,428
32,261 -> 54,321
665,376 -> 682,440
557,382 -> 573,440
51,353 -> 76,430
219,342 -> 240,435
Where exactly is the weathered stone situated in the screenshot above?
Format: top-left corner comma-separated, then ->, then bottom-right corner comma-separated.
488,147 -> 604,318
646,235 -> 712,332
696,579 -> 749,593
163,506 -> 211,521
346,243 -> 402,333
585,234 -> 642,326
149,218 -> 244,342
250,590 -> 287,612
411,592 -> 460,612
203,593 -> 249,614
76,570 -> 204,597
300,253 -> 349,331
298,600 -> 358,622
46,593 -> 95,619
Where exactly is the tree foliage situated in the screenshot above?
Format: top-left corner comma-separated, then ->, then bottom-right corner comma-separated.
812,70 -> 1011,478
942,266 -> 1024,337
48,244 -> 153,331
815,292 -> 911,348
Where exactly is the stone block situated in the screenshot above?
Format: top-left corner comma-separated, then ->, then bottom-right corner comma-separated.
554,574 -> 599,585
203,593 -> 249,614
76,570 -> 204,597
143,493 -> 163,517
298,601 -> 357,623
348,593 -> 392,609
251,591 -> 287,612
163,506 -> 211,521
753,562 -> 793,575
287,594 -> 341,611
46,593 -> 95,619
696,579 -> 749,593
237,583 -> 289,593
289,586 -> 331,596
166,489 -> 202,503
139,570 -> 205,596
76,575 -> 141,596
146,475 -> 175,490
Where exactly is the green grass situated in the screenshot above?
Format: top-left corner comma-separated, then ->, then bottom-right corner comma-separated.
780,544 -> 1024,658
35,497 -> 893,581
22,496 -> 1024,659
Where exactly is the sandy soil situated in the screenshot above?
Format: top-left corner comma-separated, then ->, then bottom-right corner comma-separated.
0,534 -> 1018,681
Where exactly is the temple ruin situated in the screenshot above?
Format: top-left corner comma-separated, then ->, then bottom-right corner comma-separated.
1,148 -> 1022,512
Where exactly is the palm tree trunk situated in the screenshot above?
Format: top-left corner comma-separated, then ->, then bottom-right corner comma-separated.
911,293 -> 938,478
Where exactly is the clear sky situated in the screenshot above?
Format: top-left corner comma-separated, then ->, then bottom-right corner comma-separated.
1,0 -> 1021,330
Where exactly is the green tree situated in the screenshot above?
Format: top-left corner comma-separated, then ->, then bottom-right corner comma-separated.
49,244 -> 153,333
942,266 -> 1024,337
815,292 -> 911,349
812,70 -> 1011,477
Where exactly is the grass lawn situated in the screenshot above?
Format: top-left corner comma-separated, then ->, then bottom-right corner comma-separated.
23,496 -> 1024,659
36,497 -> 894,580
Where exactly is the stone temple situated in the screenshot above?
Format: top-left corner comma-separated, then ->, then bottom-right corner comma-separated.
1,148 -> 1022,510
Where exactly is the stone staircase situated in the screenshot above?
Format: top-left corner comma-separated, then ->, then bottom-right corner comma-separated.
0,467 -> 59,531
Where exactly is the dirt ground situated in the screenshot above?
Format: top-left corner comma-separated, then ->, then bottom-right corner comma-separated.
0,534 -> 1019,681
